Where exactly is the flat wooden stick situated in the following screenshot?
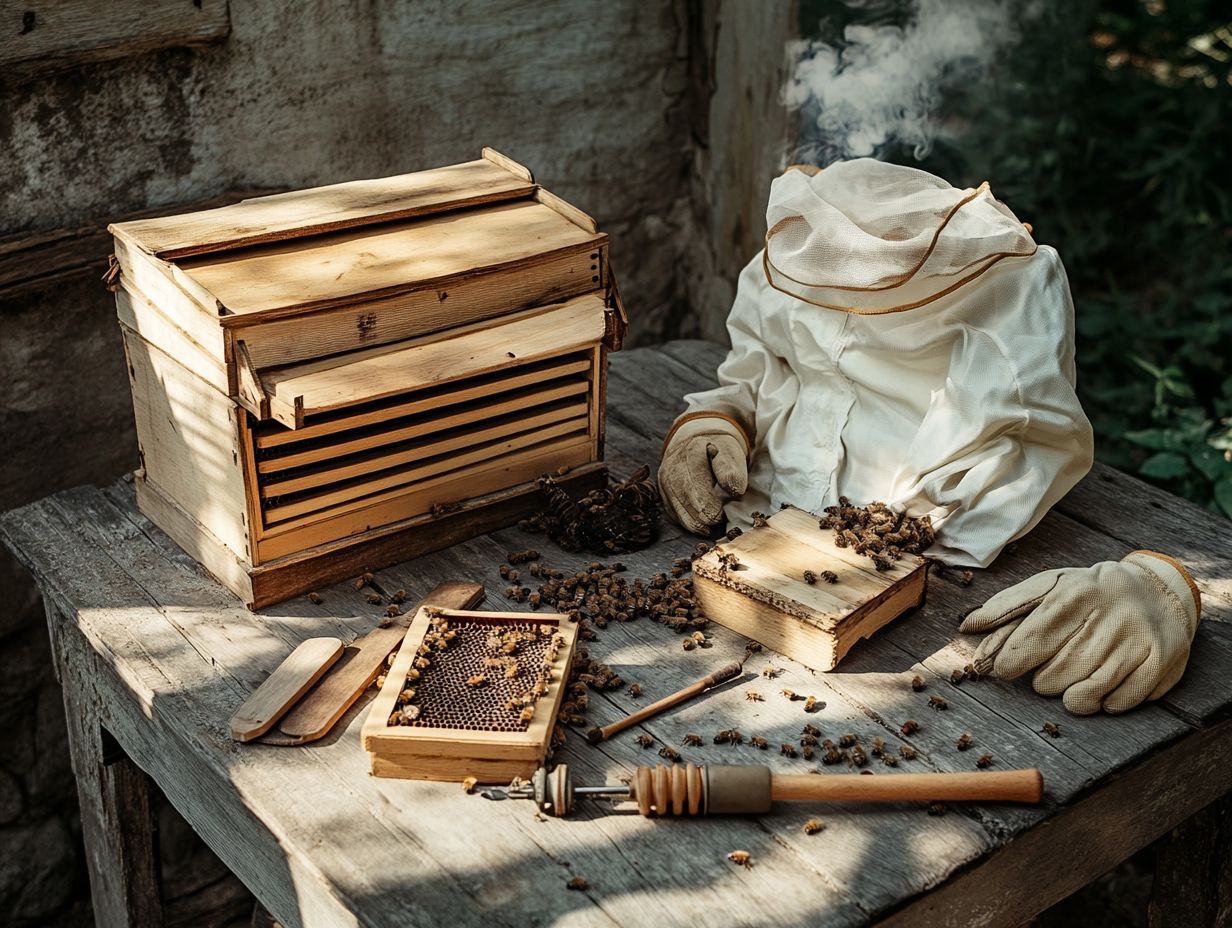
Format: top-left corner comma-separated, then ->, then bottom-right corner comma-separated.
586,662 -> 743,744
230,637 -> 344,742
258,581 -> 483,745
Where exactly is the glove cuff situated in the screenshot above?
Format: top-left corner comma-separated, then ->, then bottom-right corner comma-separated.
663,411 -> 751,458
1125,550 -> 1201,617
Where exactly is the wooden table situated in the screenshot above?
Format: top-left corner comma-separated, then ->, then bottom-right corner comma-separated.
4,341 -> 1231,928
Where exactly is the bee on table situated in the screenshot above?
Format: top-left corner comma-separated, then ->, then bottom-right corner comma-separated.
726,850 -> 753,869
928,696 -> 948,712
681,734 -> 703,747
900,720 -> 919,737
1041,722 -> 1062,738
976,753 -> 995,769
634,734 -> 656,749
956,733 -> 973,752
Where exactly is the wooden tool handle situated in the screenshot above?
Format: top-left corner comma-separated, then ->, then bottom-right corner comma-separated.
770,769 -> 1043,804
589,662 -> 742,743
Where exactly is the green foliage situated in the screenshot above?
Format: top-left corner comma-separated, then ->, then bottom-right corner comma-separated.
903,0 -> 1232,515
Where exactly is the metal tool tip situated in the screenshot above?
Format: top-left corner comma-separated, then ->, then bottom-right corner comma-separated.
480,789 -> 508,801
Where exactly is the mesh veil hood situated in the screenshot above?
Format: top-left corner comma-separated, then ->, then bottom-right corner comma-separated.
763,159 -> 1037,314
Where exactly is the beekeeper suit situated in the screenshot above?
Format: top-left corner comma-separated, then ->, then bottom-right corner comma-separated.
660,159 -> 1201,714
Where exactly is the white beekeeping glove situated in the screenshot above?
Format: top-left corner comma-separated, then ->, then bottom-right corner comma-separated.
658,414 -> 750,535
960,551 -> 1202,715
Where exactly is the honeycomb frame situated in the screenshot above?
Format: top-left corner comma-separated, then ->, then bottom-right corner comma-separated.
362,607 -> 579,782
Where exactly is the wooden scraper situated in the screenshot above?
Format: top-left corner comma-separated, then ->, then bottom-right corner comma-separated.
256,580 -> 485,746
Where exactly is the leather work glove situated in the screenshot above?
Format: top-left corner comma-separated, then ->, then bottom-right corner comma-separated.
658,413 -> 750,535
960,551 -> 1201,715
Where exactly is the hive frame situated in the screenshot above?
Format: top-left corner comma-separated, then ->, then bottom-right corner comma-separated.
362,608 -> 579,782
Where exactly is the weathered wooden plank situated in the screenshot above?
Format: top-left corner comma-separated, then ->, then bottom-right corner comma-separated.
0,0 -> 229,82
875,718 -> 1232,928
1148,792 -> 1232,928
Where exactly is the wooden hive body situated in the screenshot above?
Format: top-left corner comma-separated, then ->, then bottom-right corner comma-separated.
692,507 -> 928,671
111,150 -> 625,608
362,608 -> 579,782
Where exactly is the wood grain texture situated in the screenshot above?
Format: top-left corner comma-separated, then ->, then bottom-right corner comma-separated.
259,295 -> 609,424
0,0 -> 229,82
229,637 -> 344,741
264,581 -> 485,745
2,342 -> 1231,928
176,199 -> 603,319
1148,792 -> 1232,928
112,158 -> 533,259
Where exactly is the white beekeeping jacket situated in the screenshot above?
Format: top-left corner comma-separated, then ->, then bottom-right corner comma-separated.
681,159 -> 1093,567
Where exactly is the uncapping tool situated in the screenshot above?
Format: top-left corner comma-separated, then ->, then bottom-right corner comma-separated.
584,662 -> 743,745
482,763 -> 1043,817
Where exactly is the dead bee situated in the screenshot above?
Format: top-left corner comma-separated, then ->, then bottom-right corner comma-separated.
950,669 -> 965,685
681,638 -> 696,651
899,745 -> 918,760
634,734 -> 656,749
353,577 -> 366,590
762,666 -> 783,679
566,876 -> 588,891
819,570 -> 839,584
627,683 -> 643,698
803,695 -> 822,713
959,569 -> 974,586
976,753 -> 994,769
928,696 -> 948,712
751,511 -> 770,528
390,589 -> 406,604
395,705 -> 420,724
780,743 -> 799,758
306,592 -> 324,605
822,747 -> 844,766
725,527 -> 744,541
900,720 -> 919,737
956,733 -> 973,752
911,674 -> 926,692
366,592 -> 382,605
726,850 -> 753,869
499,564 -> 513,580
871,553 -> 894,572
716,552 -> 742,575
413,657 -> 431,670
507,549 -> 540,564
800,733 -> 819,748
881,753 -> 898,767
399,687 -> 416,702
682,733 -> 703,747
927,801 -> 946,817
714,729 -> 744,746
870,737 -> 886,757
466,674 -> 487,688
658,745 -> 682,763
802,818 -> 825,835
802,745 -> 816,761
1041,722 -> 1062,738
781,689 -> 803,701
748,735 -> 769,750
803,570 -> 818,585
745,691 -> 764,702
802,722 -> 821,738
963,663 -> 982,682
838,733 -> 857,748
386,604 -> 401,618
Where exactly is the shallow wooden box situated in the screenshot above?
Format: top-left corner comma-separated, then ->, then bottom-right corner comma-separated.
692,507 -> 928,671
109,149 -> 625,608
361,608 -> 579,782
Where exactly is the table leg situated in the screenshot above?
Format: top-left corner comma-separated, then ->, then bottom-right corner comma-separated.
1148,792 -> 1232,928
50,601 -> 165,928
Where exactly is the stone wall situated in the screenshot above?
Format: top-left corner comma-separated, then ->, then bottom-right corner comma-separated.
0,1 -> 792,923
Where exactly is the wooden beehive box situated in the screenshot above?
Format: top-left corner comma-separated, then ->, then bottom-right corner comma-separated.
109,149 -> 625,608
362,607 -> 578,782
692,508 -> 928,671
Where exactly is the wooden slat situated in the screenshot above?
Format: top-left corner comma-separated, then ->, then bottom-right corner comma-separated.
228,637 -> 344,741
111,158 -> 534,260
0,0 -> 229,82
254,436 -> 595,560
174,199 -> 602,319
260,402 -> 589,497
256,381 -> 590,472
260,294 -> 608,426
262,415 -> 590,519
254,353 -> 592,449
115,288 -> 228,395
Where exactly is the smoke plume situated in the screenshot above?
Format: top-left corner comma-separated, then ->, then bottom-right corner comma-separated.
783,0 -> 1029,165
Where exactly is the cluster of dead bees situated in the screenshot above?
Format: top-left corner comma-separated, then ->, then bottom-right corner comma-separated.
519,465 -> 661,554
816,497 -> 936,571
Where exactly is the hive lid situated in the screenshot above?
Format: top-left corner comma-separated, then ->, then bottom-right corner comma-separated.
109,149 -> 605,325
